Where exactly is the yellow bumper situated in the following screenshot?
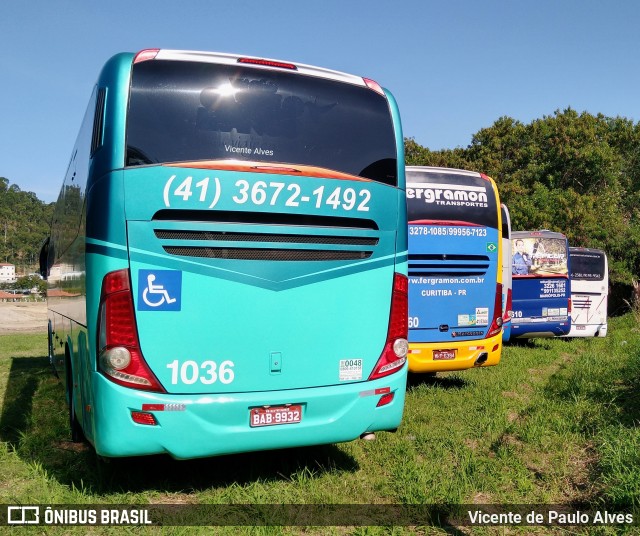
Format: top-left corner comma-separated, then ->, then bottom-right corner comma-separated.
408,332 -> 502,373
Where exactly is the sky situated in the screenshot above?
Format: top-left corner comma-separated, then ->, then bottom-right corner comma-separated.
1,0 -> 639,203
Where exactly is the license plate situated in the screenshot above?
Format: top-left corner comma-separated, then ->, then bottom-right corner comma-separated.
433,349 -> 456,361
250,405 -> 302,427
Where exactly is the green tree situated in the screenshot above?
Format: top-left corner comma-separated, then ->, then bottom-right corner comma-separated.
14,274 -> 47,298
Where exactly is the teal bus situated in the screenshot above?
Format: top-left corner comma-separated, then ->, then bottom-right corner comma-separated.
40,49 -> 408,459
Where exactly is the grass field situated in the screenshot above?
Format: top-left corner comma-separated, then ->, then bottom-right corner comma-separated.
1,315 -> 639,534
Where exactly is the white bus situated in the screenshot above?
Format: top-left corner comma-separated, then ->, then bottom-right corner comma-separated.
566,247 -> 608,337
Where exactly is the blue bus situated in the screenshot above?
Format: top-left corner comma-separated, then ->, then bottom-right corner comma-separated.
39,49 -> 408,459
406,166 -> 503,373
510,230 -> 571,338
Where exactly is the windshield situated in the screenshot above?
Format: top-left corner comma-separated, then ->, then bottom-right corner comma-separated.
406,170 -> 498,228
570,251 -> 606,281
126,60 -> 398,185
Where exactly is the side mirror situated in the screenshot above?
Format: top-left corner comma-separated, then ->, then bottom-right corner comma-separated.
39,237 -> 50,280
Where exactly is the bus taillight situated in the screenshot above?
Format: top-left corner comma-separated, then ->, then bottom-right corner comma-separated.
133,49 -> 159,64
237,57 -> 297,70
369,273 -> 408,380
504,288 -> 513,323
131,411 -> 157,426
364,78 -> 385,96
487,283 -> 504,338
376,392 -> 395,407
97,269 -> 165,392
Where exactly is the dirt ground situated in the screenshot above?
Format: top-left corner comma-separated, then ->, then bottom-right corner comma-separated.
0,301 -> 48,334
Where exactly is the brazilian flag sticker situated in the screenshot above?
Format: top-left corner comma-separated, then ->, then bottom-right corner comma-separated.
486,242 -> 497,253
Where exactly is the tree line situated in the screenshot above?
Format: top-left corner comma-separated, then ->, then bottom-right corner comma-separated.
1,107 -> 639,309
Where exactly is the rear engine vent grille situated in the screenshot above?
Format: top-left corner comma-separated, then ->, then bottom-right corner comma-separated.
408,253 -> 490,277
162,246 -> 371,261
154,229 -> 378,246
152,209 -> 379,230
153,210 -> 379,262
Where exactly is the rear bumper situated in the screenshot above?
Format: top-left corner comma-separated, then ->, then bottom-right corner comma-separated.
511,321 -> 569,338
502,323 -> 512,342
561,323 -> 608,338
91,366 -> 407,459
407,332 -> 502,373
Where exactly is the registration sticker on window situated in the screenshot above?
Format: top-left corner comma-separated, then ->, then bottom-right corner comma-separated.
339,359 -> 363,381
475,307 -> 489,326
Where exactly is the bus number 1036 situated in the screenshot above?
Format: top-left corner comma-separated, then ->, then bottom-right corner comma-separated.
166,359 -> 235,385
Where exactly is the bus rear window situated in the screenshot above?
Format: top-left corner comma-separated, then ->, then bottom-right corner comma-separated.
126,60 -> 398,185
406,170 -> 498,229
570,252 -> 606,280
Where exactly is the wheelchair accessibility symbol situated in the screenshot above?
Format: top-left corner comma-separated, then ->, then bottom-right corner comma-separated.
138,270 -> 182,311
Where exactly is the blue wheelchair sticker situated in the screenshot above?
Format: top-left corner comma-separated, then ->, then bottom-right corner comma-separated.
138,270 -> 182,311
